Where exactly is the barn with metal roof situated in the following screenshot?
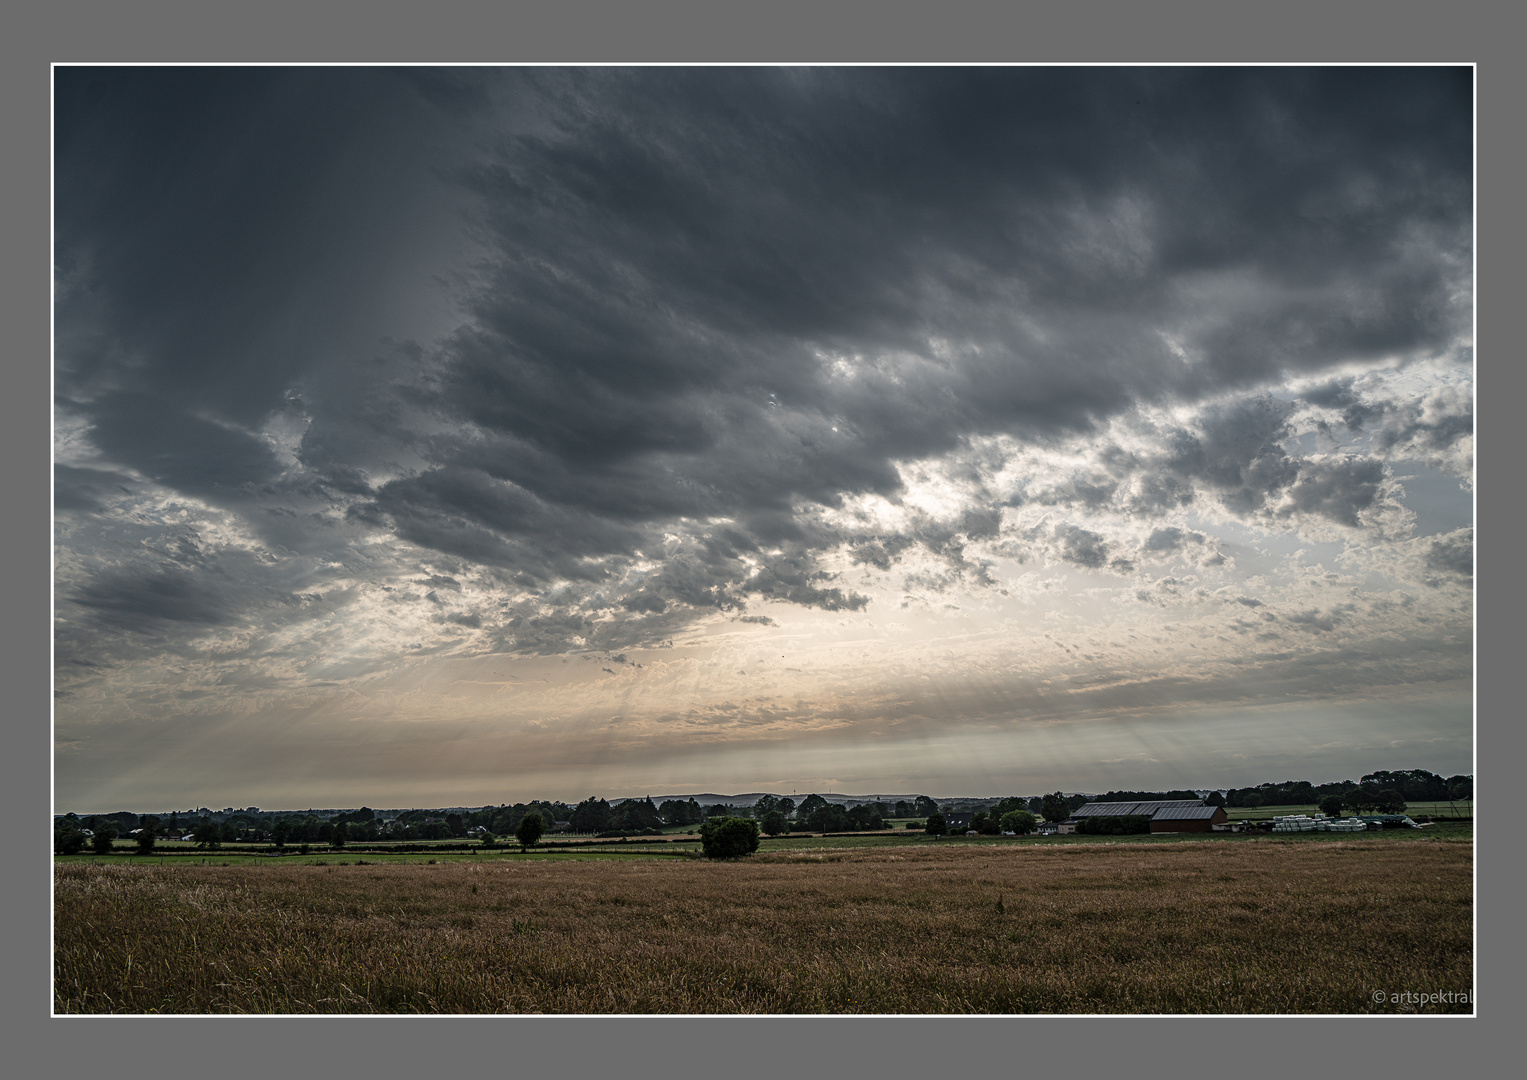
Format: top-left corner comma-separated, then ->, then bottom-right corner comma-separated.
1071,799 -> 1229,833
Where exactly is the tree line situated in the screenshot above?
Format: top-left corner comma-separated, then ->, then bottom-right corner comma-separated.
1224,770 -> 1472,813
54,768 -> 1473,854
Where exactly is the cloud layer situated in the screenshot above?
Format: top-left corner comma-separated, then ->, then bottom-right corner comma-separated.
53,68 -> 1473,807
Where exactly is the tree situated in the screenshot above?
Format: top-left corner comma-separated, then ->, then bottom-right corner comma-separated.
91,825 -> 117,855
759,810 -> 788,836
913,795 -> 939,818
1319,794 -> 1349,818
610,797 -> 663,832
660,799 -> 703,826
1205,791 -> 1226,808
517,812 -> 545,851
847,804 -> 885,831
55,824 -> 86,855
271,820 -> 291,849
989,797 -> 1027,821
924,812 -> 947,836
1040,792 -> 1070,823
570,797 -> 612,833
754,794 -> 780,817
331,822 -> 348,848
1344,783 -> 1405,815
136,828 -> 156,855
776,797 -> 795,818
807,804 -> 851,833
1000,810 -> 1037,834
797,794 -> 830,818
698,817 -> 759,859
479,830 -> 497,848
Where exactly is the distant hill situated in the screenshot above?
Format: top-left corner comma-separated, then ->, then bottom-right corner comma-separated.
624,793 -> 960,808
58,792 -> 1094,820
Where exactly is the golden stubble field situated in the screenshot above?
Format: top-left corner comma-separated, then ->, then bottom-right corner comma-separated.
54,838 -> 1473,1014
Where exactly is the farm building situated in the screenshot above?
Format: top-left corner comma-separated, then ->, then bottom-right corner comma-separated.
1071,799 -> 1229,833
1147,804 -> 1228,833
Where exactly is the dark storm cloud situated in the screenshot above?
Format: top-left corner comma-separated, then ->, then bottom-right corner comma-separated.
1276,457 -> 1387,526
1424,528 -> 1473,584
1141,527 -> 1203,555
1303,371 -> 1474,469
1012,393 -> 1410,537
1051,523 -> 1111,570
54,67 -> 1472,653
85,391 -> 285,496
410,68 -> 1467,530
54,465 -> 138,512
71,567 -> 235,627
1303,377 -> 1385,432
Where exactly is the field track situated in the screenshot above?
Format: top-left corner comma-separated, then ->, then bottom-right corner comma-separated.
55,837 -> 1472,1014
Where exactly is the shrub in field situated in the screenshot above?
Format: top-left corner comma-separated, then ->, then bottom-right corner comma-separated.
698,817 -> 759,859
517,812 -> 544,851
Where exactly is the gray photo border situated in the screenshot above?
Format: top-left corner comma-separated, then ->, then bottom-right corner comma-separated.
12,1 -> 1513,1075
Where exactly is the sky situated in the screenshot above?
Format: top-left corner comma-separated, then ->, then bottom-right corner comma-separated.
52,67 -> 1473,812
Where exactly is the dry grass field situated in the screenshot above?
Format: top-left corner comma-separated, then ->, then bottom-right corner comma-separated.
54,837 -> 1472,1014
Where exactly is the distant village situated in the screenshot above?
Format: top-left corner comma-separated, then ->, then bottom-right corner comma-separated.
55,769 -> 1471,853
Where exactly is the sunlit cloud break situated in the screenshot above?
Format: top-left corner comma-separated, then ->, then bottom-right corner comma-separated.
53,67 -> 1472,811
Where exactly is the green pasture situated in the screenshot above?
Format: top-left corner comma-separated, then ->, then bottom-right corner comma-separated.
55,819 -> 1472,866
761,821 -> 1471,850
1224,801 -> 1471,821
